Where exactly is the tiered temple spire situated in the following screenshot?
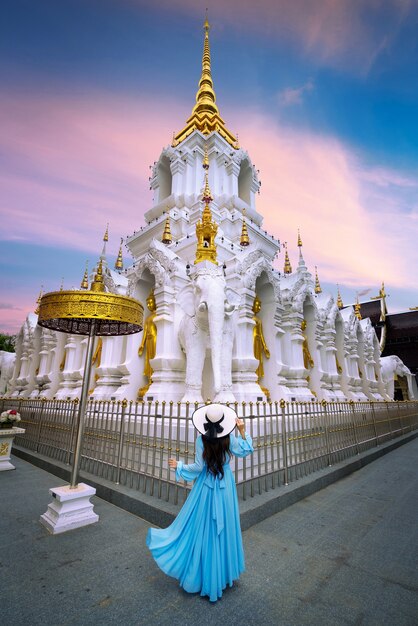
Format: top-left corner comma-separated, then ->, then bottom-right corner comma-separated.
34,286 -> 43,314
314,266 -> 322,294
194,144 -> 218,264
80,262 -> 89,290
336,285 -> 344,309
283,243 -> 292,274
115,239 -> 124,270
240,208 -> 250,246
162,215 -> 172,245
172,16 -> 238,149
354,296 -> 362,320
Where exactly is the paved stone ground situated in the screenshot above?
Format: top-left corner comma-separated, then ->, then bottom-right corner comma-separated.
1,440 -> 417,626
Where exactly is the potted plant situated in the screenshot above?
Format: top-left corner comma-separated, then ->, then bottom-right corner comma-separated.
0,409 -> 22,428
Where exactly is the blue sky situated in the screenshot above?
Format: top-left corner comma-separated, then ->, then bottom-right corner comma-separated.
1,0 -> 418,332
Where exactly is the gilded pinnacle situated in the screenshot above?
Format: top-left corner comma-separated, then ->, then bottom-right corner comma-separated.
162,215 -> 173,245
103,224 -> 109,243
314,266 -> 322,294
172,17 -> 238,149
80,262 -> 89,290
91,259 -> 105,293
284,244 -> 292,274
115,239 -> 124,270
336,286 -> 343,309
355,297 -> 362,320
297,229 -> 302,247
240,209 -> 250,247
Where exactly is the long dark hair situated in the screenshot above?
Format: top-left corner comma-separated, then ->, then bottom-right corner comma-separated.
202,435 -> 231,479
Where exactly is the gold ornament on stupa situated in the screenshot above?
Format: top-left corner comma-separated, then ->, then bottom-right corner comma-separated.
172,15 -> 238,149
103,223 -> 109,243
297,229 -> 303,248
283,243 -> 292,274
195,145 -> 218,264
34,286 -> 43,315
336,285 -> 344,309
115,239 -> 124,270
314,266 -> 322,294
354,297 -> 362,320
80,262 -> 89,290
240,208 -> 250,247
162,215 -> 173,245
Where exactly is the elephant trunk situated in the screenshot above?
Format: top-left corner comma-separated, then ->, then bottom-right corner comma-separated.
207,301 -> 224,395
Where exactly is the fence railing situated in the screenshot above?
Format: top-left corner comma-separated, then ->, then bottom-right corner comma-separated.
2,397 -> 417,505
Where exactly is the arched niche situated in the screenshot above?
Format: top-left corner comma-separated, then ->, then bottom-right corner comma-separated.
254,273 -> 276,398
302,298 -> 321,397
238,158 -> 252,206
123,268 -> 156,399
157,155 -> 172,202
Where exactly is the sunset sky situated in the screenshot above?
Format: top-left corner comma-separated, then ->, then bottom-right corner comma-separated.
2,0 -> 418,334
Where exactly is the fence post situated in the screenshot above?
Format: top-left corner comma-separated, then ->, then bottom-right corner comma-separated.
322,400 -> 332,466
349,400 -> 360,455
280,399 -> 289,486
370,401 -> 379,446
35,397 -> 47,452
115,399 -> 127,485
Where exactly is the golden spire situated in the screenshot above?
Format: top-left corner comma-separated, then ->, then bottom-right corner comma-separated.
354,296 -> 362,320
80,262 -> 89,290
336,285 -> 343,309
91,259 -> 105,293
240,208 -> 250,247
283,243 -> 292,274
103,223 -> 109,243
162,215 -> 172,245
172,16 -> 238,149
195,146 -> 218,264
297,229 -> 302,248
34,286 -> 43,315
115,239 -> 124,270
314,266 -> 322,294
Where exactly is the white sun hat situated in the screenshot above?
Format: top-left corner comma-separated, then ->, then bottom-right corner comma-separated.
192,403 -> 237,439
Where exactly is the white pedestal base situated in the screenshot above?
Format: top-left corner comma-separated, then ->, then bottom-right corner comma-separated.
0,427 -> 25,471
40,483 -> 99,534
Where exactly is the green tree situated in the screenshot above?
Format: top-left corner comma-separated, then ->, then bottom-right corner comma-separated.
0,333 -> 16,353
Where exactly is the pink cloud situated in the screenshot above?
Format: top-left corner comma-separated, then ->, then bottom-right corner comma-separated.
0,93 -> 186,256
279,79 -> 314,106
147,0 -> 415,72
1,90 -> 418,334
227,107 -> 418,290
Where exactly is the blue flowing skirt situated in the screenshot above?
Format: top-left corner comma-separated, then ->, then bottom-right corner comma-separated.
146,466 -> 244,602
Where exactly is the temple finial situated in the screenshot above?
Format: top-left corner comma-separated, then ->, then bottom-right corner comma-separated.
103,223 -> 109,243
283,243 -> 292,274
354,296 -> 362,320
115,239 -> 124,270
172,17 -> 237,148
297,229 -> 302,248
314,266 -> 322,294
336,285 -> 343,309
162,214 -> 173,245
34,285 -> 43,314
240,208 -> 250,247
91,259 -> 105,293
80,261 -> 89,290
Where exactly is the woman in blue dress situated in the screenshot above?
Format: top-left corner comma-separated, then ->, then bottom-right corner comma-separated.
146,403 -> 253,602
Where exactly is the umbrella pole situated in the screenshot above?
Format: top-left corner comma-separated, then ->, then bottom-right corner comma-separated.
70,320 -> 97,488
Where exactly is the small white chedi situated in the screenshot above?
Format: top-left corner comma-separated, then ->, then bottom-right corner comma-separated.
5,18 -> 416,404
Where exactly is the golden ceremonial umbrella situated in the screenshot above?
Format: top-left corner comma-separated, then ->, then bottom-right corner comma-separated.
38,260 -> 143,488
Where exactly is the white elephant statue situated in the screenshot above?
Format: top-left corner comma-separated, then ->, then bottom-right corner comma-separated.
380,355 -> 418,400
0,350 -> 16,395
178,265 -> 240,403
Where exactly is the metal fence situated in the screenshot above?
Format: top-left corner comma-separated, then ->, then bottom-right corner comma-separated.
2,397 -> 417,505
